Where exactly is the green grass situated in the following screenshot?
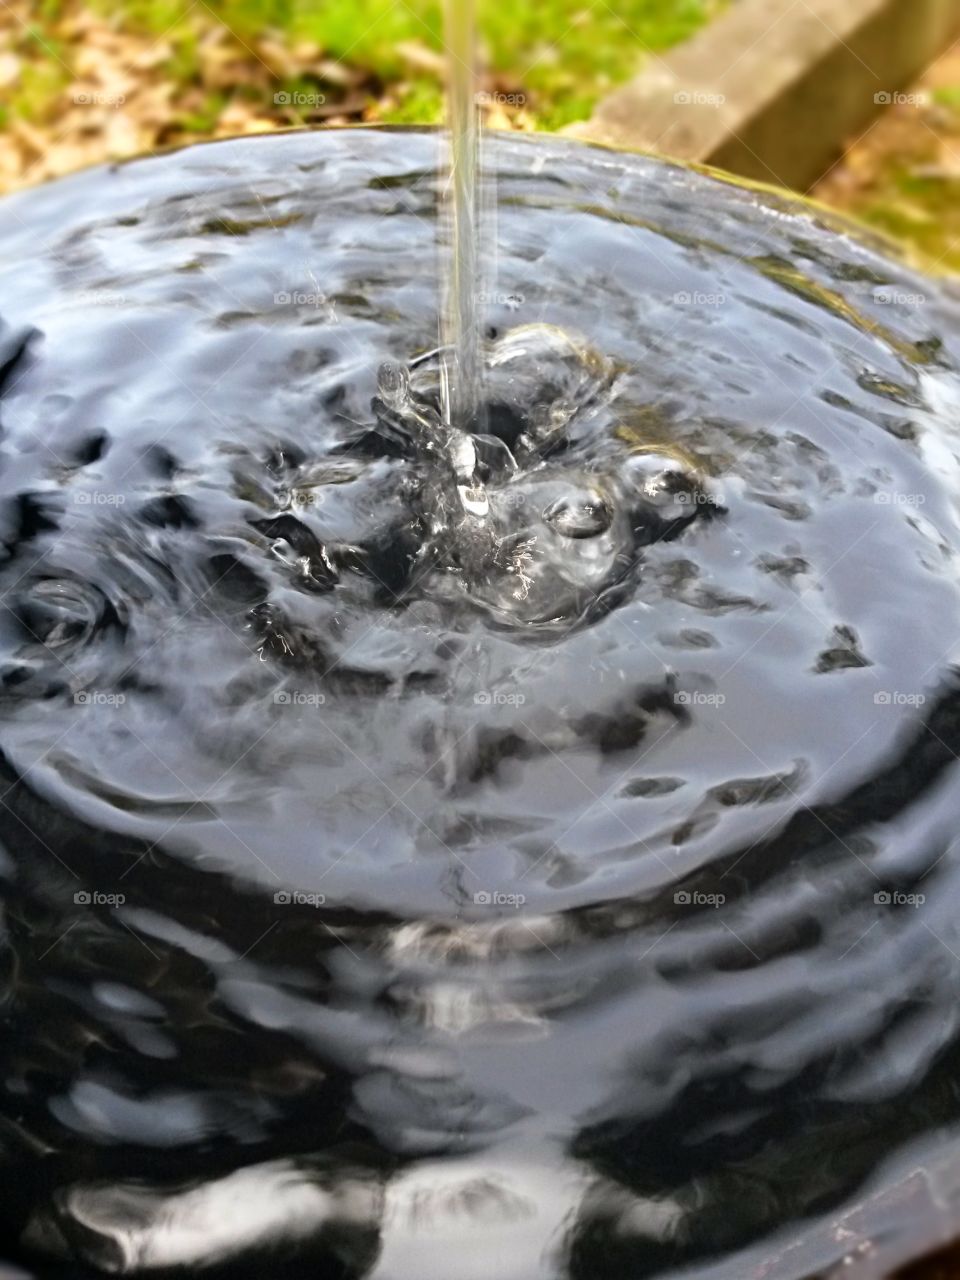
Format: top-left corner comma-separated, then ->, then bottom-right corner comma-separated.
860,168 -> 960,274
821,88 -> 960,276
98,0 -> 722,128
3,0 -> 724,157
9,53 -> 69,124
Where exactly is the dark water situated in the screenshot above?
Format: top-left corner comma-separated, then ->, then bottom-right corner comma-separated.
1,128 -> 960,1280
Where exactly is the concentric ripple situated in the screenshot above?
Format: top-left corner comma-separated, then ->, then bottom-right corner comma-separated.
0,129 -> 959,1280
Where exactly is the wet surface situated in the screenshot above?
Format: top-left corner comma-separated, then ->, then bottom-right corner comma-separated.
1,128 -> 960,1278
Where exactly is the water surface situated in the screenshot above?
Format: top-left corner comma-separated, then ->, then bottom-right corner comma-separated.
0,128 -> 960,1279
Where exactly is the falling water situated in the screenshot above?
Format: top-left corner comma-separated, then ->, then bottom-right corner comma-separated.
440,0 -> 484,434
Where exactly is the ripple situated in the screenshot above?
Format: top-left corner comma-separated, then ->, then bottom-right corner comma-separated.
1,129 -> 960,1280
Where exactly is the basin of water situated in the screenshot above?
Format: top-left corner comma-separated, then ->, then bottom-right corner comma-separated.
2,127 -> 960,1279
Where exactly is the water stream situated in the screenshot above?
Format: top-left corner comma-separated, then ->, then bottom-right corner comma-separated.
440,0 -> 484,437
0,128 -> 960,1278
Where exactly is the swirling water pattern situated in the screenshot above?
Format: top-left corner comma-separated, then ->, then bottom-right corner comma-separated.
0,129 -> 959,1278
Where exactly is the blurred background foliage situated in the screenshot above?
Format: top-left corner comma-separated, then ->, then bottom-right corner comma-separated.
0,0 -> 721,162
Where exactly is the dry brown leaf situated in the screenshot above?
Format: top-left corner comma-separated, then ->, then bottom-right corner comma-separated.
42,139 -> 106,178
395,40 -> 446,77
104,110 -> 146,156
256,35 -> 309,80
291,40 -> 321,65
0,0 -> 397,194
59,10 -> 98,38
316,58 -> 364,88
0,138 -> 23,185
8,116 -> 48,159
216,100 -> 275,135
0,52 -> 20,87
131,82 -> 177,128
129,42 -> 174,72
198,27 -> 271,92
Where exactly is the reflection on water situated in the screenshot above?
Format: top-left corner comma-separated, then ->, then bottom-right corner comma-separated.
1,128 -> 960,1278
